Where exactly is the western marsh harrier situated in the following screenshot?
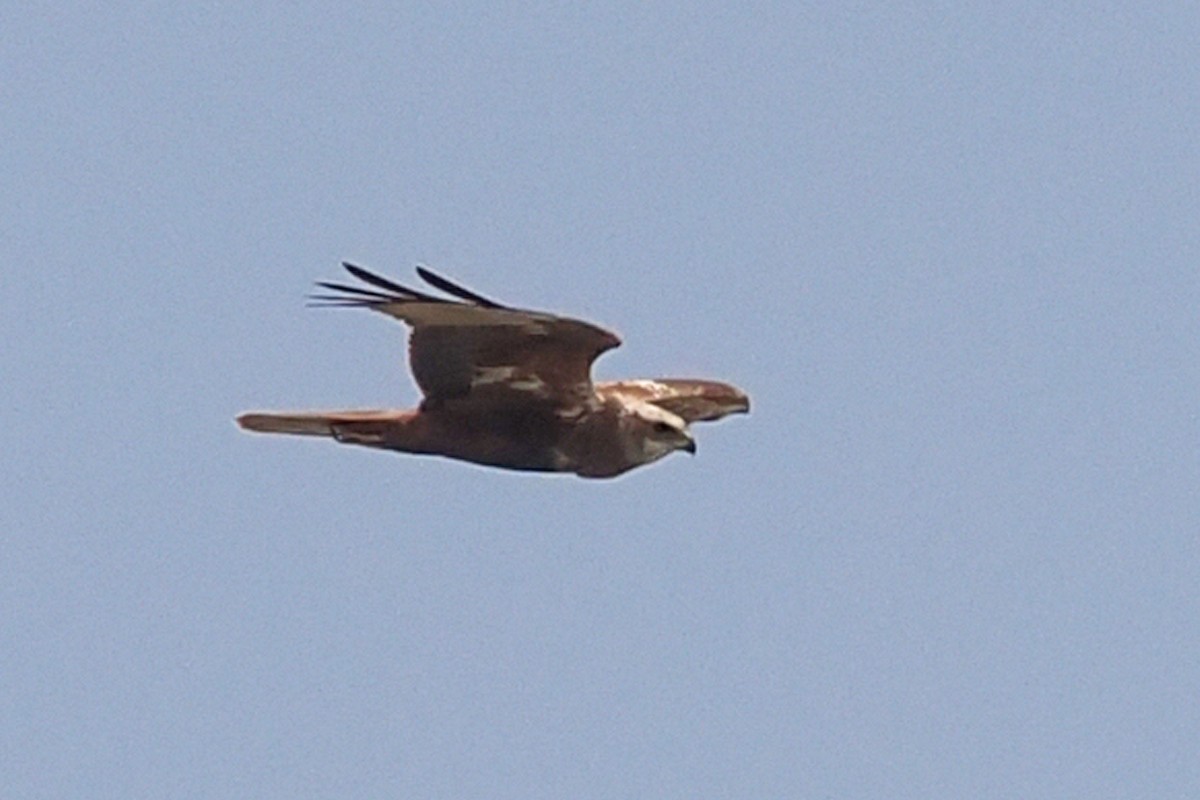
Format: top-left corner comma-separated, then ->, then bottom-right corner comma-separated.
237,264 -> 748,478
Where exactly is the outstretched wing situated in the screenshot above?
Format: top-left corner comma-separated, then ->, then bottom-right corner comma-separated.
595,379 -> 750,423
311,263 -> 621,408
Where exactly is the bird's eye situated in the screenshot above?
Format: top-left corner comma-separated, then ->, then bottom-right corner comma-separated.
653,421 -> 674,434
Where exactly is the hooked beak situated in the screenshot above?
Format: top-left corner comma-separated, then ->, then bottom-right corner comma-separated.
682,437 -> 697,455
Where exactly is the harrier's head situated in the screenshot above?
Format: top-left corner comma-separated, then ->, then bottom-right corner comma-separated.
626,401 -> 696,464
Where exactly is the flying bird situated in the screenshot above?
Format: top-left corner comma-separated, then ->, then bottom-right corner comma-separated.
237,263 -> 749,478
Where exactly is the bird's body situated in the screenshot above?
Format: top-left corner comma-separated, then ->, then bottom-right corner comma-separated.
237,264 -> 748,478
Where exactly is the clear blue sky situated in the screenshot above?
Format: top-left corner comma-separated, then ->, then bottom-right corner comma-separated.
3,4 -> 1197,798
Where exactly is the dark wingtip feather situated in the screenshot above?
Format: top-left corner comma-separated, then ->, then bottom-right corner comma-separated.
306,297 -> 378,308
318,261 -> 509,311
342,262 -> 407,293
340,262 -> 442,302
314,281 -> 394,300
416,266 -> 506,309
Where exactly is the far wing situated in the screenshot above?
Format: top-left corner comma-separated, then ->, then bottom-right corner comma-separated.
311,263 -> 621,407
595,379 -> 750,423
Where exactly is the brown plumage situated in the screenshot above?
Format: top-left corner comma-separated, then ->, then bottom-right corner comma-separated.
237,263 -> 749,478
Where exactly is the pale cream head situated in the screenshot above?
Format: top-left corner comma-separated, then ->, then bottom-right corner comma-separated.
625,401 -> 695,463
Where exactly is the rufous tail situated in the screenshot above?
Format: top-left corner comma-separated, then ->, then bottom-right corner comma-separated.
236,409 -> 412,444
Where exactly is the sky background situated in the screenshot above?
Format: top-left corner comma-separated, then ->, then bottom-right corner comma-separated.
3,3 -> 1198,798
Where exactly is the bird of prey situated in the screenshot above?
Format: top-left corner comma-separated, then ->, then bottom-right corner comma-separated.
237,263 -> 749,478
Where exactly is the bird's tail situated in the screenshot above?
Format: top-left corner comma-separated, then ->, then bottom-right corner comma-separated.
236,409 -> 413,444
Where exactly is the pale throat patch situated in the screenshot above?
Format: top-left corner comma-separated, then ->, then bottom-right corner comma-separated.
630,399 -> 687,431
